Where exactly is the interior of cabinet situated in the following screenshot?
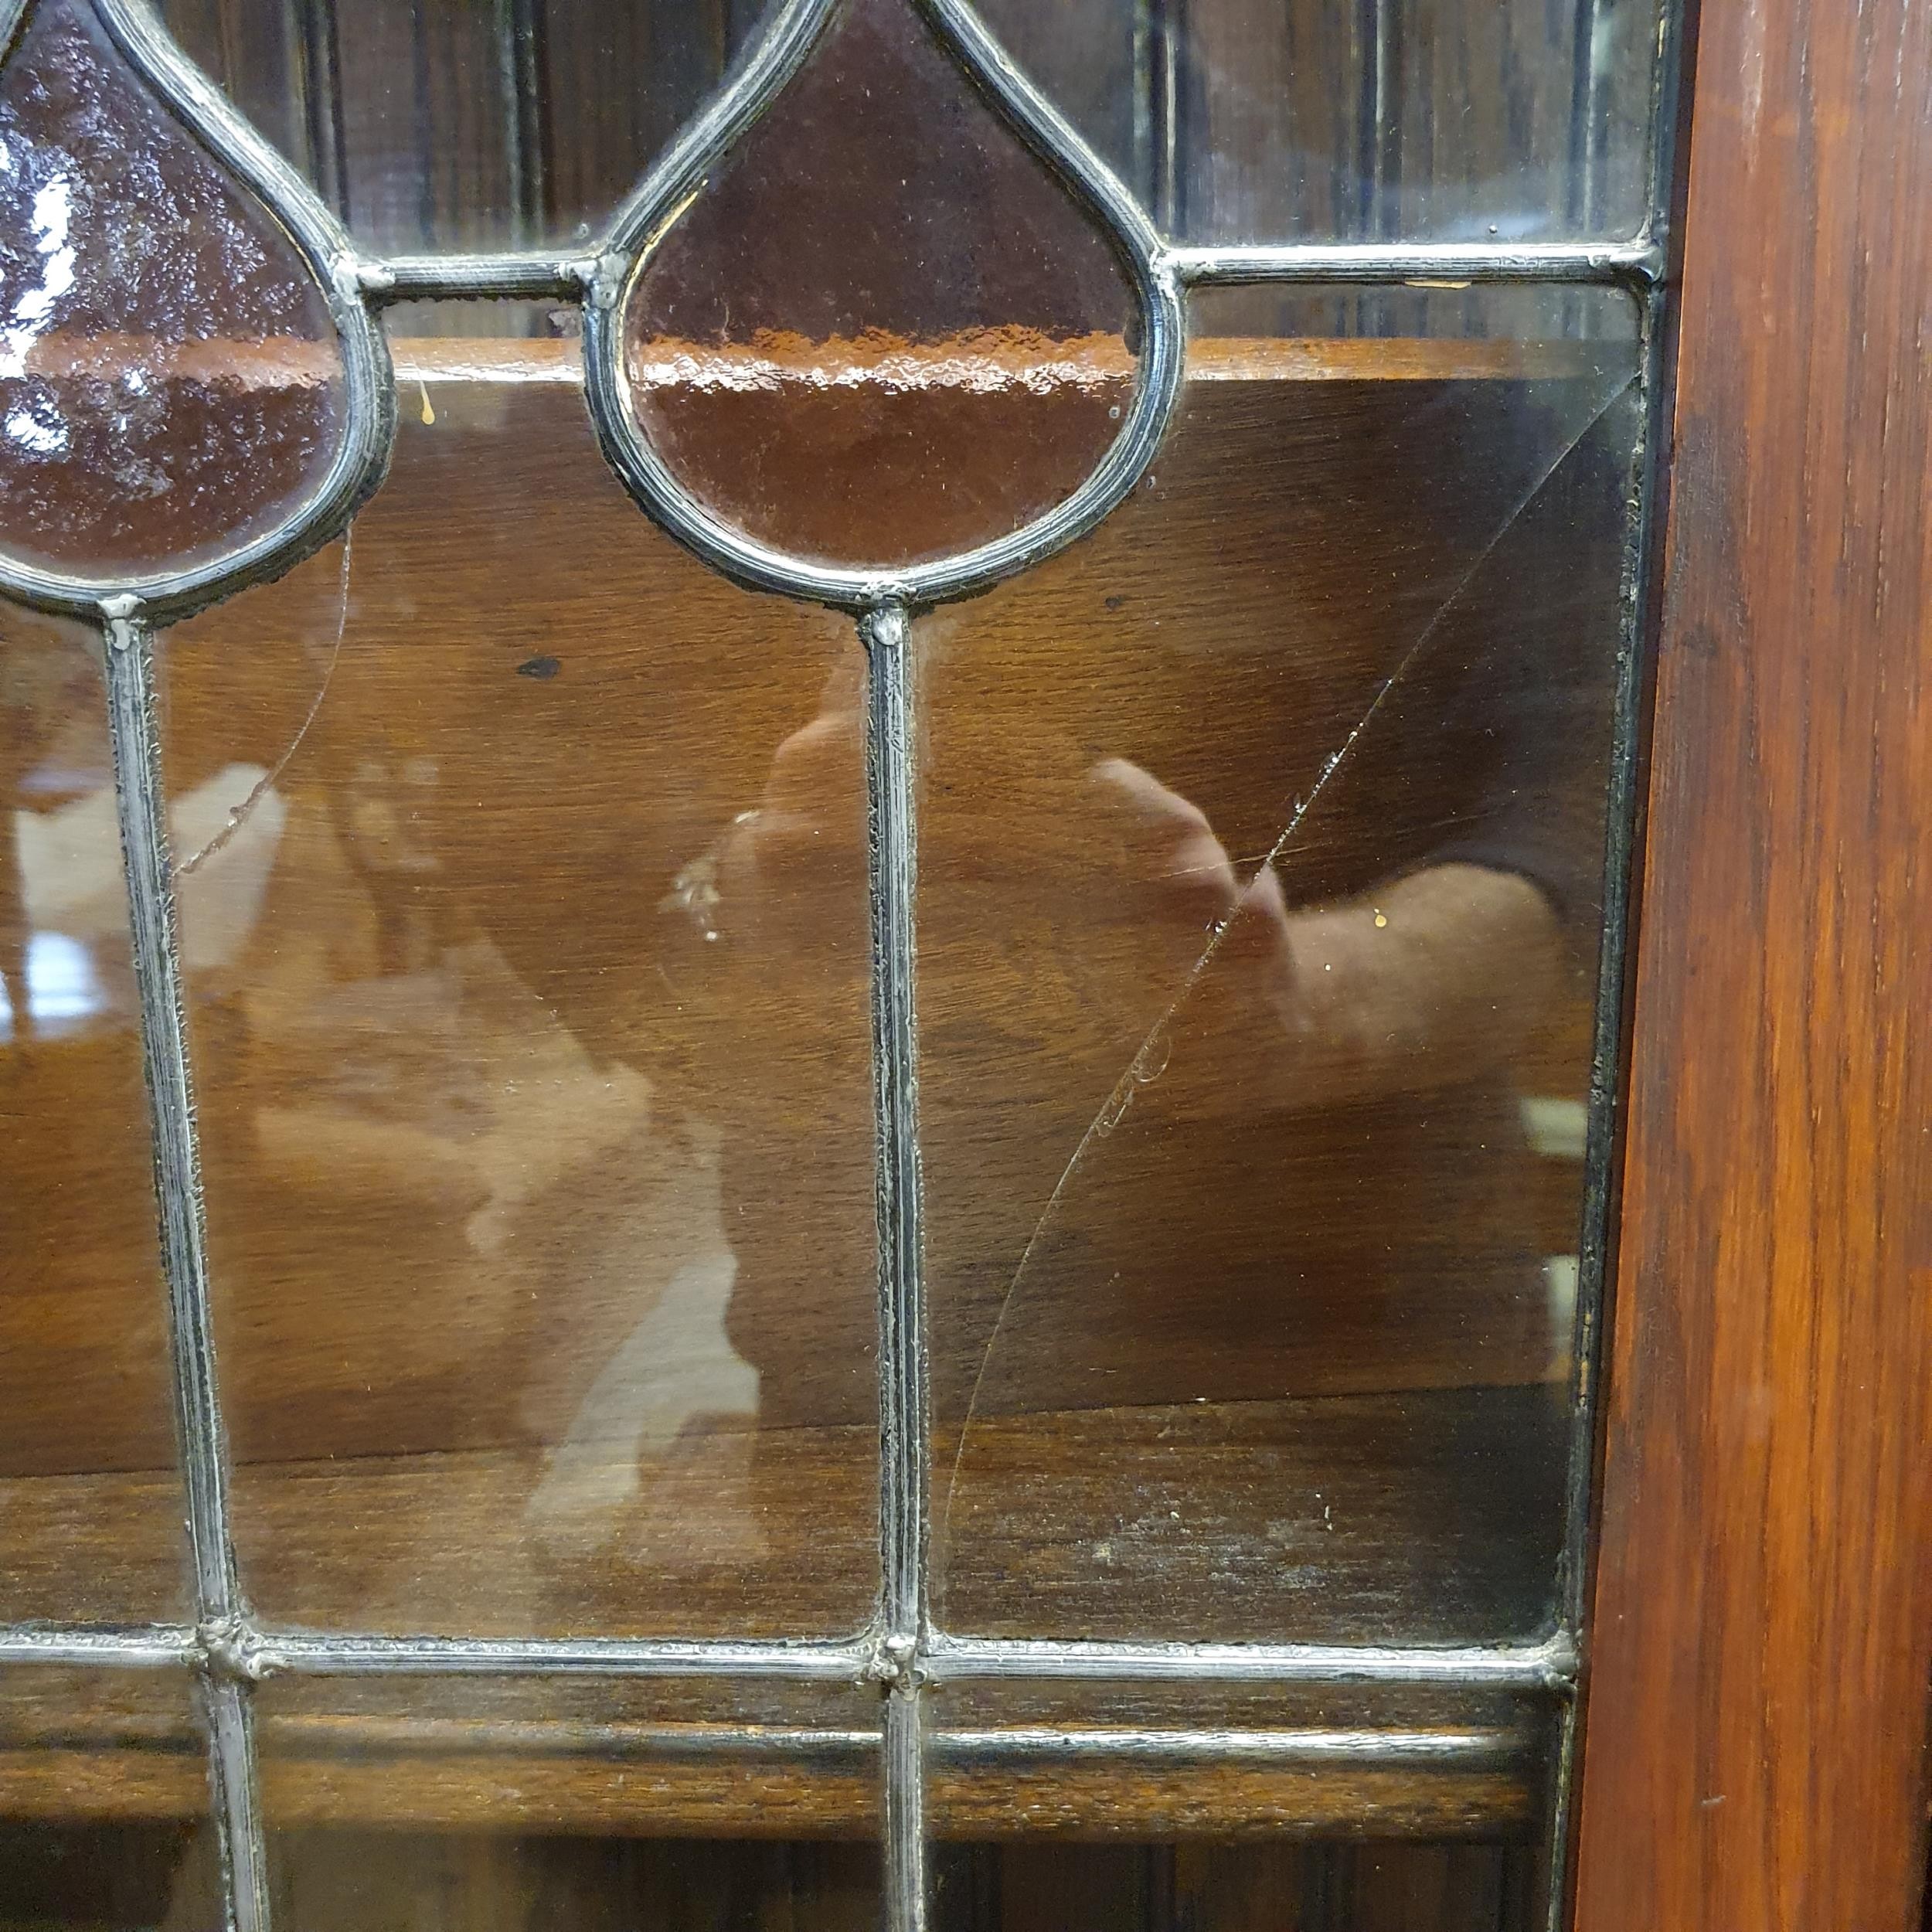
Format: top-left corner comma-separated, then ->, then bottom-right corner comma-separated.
0,335 -> 1614,1906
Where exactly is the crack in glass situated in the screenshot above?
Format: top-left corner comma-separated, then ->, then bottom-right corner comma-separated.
0,2 -> 1670,1927
937,369 -> 1643,1576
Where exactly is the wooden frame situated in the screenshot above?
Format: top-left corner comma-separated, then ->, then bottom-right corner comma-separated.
1572,0 -> 1932,1922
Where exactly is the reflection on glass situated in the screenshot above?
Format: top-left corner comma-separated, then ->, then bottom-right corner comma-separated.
156,0 -> 1657,260
0,0 -> 348,578
258,1676 -> 882,1927
923,1678 -> 1551,1842
156,0 -> 779,260
621,0 -> 1138,570
924,287 -> 1642,1641
0,606 -> 186,1621
165,324 -> 878,1637
978,0 -> 1658,244
0,1669 -> 219,1929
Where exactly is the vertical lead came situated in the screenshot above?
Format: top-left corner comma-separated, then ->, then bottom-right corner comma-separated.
861,599 -> 932,1930
103,607 -> 270,1932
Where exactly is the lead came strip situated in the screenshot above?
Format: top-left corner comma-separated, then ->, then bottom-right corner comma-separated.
103,610 -> 270,1932
862,600 -> 934,1927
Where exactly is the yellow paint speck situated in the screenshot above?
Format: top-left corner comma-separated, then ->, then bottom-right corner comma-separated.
1373,910 -> 1388,928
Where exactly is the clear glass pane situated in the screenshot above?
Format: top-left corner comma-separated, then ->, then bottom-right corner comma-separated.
0,606 -> 187,1621
157,1 -> 1659,259
925,1679 -> 1552,1840
925,1677 -> 1551,1928
165,313 -> 879,1638
258,1675 -> 883,1924
621,0 -> 1139,571
157,0 -> 779,257
927,284 -> 1642,1642
0,0 -> 349,579
978,0 -> 1662,243
0,1668 -> 220,1928
930,1841 -> 1543,1931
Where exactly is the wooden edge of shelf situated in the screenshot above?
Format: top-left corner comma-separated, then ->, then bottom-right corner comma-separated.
3,331 -> 1624,392
0,1714 -> 1546,1839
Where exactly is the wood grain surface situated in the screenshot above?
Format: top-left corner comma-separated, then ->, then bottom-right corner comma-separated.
1572,0 -> 1932,1923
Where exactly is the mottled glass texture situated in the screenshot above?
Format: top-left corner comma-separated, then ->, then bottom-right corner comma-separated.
621,0 -> 1138,570
0,0 -> 346,579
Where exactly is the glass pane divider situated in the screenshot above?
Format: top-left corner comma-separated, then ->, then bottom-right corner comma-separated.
359,251 -> 597,304
1165,236 -> 1663,287
0,1624 -> 1580,1691
0,1626 -> 201,1668
101,607 -> 268,1932
861,600 -> 934,1931
921,1634 -> 1579,1693
246,1634 -> 881,1679
342,236 -> 1663,314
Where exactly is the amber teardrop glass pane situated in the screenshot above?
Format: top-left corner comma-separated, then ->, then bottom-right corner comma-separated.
0,0 -> 348,580
622,0 -> 1138,573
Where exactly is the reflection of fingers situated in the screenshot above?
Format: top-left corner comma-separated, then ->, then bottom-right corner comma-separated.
1088,756 -> 1213,841
766,710 -> 860,794
253,1107 -> 493,1217
1089,757 -> 1240,923
1161,832 -> 1242,930
1218,862 -> 1293,964
761,714 -> 865,837
816,643 -> 866,715
743,808 -> 865,883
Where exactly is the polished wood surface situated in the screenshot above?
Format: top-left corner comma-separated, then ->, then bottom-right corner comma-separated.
1572,0 -> 1932,1923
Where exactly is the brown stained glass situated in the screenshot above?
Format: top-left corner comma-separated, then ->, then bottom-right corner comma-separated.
0,604 -> 188,1621
0,0 -> 346,579
621,0 -> 1138,571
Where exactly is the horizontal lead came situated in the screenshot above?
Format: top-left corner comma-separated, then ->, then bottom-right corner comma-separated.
0,1626 -> 200,1668
361,252 -> 599,303
248,1632 -> 881,1682
928,1725 -> 1522,1764
355,236 -> 1663,311
0,1621 -> 1579,1695
1164,236 -> 1664,287
923,1634 -> 1580,1692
